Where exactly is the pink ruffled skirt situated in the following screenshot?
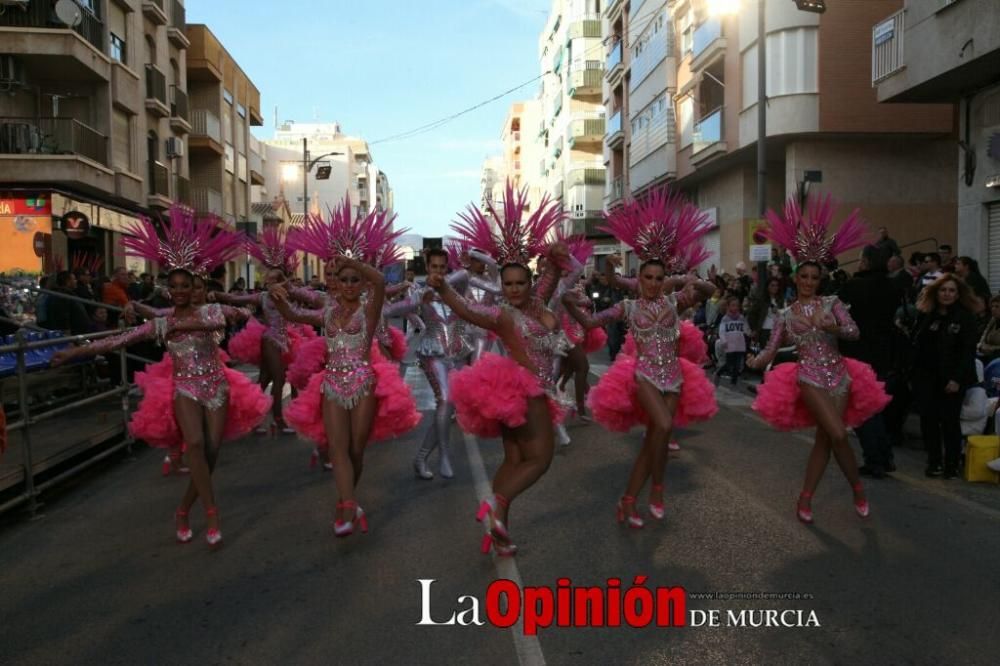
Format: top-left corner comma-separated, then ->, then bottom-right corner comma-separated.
130,356 -> 272,449
449,352 -> 568,439
227,319 -> 318,366
751,358 -> 891,431
284,346 -> 421,447
586,356 -> 718,433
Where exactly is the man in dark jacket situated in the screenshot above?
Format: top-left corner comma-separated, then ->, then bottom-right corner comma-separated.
839,246 -> 904,478
46,271 -> 92,335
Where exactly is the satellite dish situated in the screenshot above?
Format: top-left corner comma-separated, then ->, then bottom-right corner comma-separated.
53,0 -> 82,28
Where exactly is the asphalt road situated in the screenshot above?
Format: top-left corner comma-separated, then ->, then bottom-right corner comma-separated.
2,366 -> 999,665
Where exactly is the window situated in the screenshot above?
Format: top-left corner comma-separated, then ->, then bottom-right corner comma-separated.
110,33 -> 126,64
237,103 -> 246,118
223,89 -> 234,105
112,110 -> 131,171
682,26 -> 692,54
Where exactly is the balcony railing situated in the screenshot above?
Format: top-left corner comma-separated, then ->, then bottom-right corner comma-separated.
569,68 -> 604,96
0,1 -> 104,51
170,86 -> 188,120
148,160 -> 169,197
249,150 -> 262,176
693,107 -> 723,153
192,187 -> 223,216
609,175 -> 624,202
191,110 -> 222,143
872,10 -> 905,85
570,117 -> 606,142
568,19 -> 602,40
607,110 -> 623,139
145,65 -> 167,106
176,175 -> 191,205
692,19 -> 722,59
0,117 -> 107,166
606,42 -> 623,74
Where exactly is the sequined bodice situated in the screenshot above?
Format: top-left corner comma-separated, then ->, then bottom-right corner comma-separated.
506,304 -> 567,389
418,288 -> 469,357
261,293 -> 289,349
323,301 -> 369,367
166,307 -> 226,381
628,296 -> 681,389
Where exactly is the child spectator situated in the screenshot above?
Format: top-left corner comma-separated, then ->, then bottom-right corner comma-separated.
715,296 -> 749,387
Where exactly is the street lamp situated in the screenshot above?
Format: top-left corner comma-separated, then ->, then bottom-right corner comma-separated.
709,0 -> 825,288
284,138 -> 344,280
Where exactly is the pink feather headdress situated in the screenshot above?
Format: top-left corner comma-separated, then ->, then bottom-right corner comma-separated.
450,183 -> 566,267
600,187 -> 712,271
554,228 -> 594,266
122,205 -> 243,275
763,195 -> 869,266
445,238 -> 469,272
247,224 -> 299,275
291,198 -> 406,268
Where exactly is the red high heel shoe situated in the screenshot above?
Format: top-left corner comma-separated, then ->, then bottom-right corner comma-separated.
648,484 -> 665,520
481,533 -> 518,556
205,507 -> 223,549
334,500 -> 368,537
852,483 -> 870,518
476,493 -> 511,540
797,491 -> 814,525
175,508 -> 193,543
162,451 -> 189,476
617,495 -> 644,528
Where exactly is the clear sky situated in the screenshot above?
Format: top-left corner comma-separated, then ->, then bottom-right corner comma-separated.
188,0 -> 550,237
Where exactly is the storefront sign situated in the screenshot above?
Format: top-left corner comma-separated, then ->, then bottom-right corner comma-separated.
748,218 -> 769,245
61,211 -> 90,239
0,196 -> 51,273
749,244 -> 773,262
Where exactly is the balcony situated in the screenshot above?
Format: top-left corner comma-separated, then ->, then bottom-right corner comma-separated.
0,117 -> 107,165
112,63 -> 142,114
190,110 -> 223,155
249,150 -> 264,185
147,160 -> 171,208
169,86 -> 191,133
606,42 -> 624,82
143,0 -> 169,26
568,117 -> 606,147
692,107 -> 726,163
691,19 -> 726,71
176,175 -> 191,206
568,67 -> 604,97
0,3 -> 107,79
871,10 -> 905,85
168,0 -> 190,49
606,110 -> 624,148
192,187 -> 223,216
567,19 -> 602,40
606,174 -> 624,204
569,216 -> 607,237
144,65 -> 169,118
566,167 -> 605,187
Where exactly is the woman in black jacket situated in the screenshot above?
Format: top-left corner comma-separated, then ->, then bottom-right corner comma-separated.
912,275 -> 979,478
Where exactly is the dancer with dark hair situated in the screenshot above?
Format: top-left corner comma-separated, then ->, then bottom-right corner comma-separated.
748,196 -> 891,524
563,188 -> 717,527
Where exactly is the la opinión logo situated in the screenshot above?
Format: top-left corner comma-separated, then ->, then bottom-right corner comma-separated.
416,577 -> 687,635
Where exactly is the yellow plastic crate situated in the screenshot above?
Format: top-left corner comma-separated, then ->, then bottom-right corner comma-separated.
964,435 -> 1000,483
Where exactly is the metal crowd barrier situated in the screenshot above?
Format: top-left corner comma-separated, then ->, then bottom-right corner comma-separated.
0,280 -> 160,517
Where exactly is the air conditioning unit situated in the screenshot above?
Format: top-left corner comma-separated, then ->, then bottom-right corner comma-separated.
0,55 -> 27,87
166,136 -> 184,158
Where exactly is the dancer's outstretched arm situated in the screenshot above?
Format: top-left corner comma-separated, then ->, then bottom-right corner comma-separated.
746,318 -> 786,370
428,274 -> 505,333
562,294 -> 624,330
268,285 -> 323,328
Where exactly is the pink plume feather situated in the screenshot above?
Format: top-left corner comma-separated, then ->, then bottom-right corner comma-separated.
763,194 -> 870,265
122,205 -> 243,274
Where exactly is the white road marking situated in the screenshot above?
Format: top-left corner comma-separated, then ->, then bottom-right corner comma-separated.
463,430 -> 547,666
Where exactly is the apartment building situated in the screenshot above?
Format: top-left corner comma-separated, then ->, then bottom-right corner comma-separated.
0,0 -> 192,274
873,0 -> 1000,288
601,0 -> 957,273
536,0 -> 608,245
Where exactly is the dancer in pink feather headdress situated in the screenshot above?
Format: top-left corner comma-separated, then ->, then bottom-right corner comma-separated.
439,184 -> 574,556
603,225 -> 714,453
549,232 -> 603,421
562,187 -> 718,527
214,223 -> 310,435
271,200 -> 420,536
746,195 -> 889,525
51,206 -> 271,548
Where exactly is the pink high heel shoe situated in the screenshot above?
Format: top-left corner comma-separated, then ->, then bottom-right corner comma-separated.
162,452 -> 189,476
617,495 -> 644,529
334,500 -> 368,537
175,508 -> 193,543
205,507 -> 222,549
481,533 -> 518,556
852,483 -> 870,519
475,493 -> 511,540
797,491 -> 814,525
648,484 -> 665,520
